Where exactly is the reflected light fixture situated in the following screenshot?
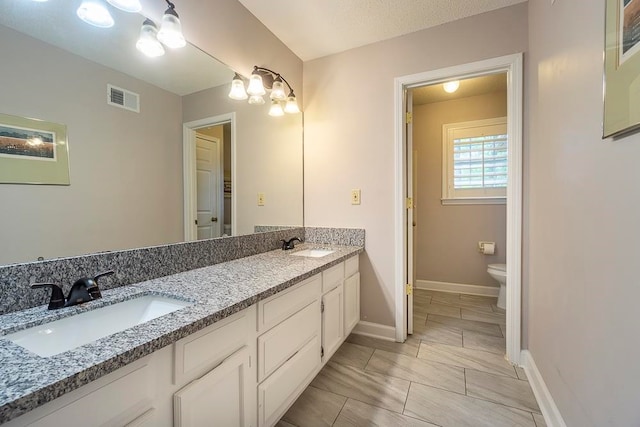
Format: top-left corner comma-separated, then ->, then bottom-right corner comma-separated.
157,0 -> 186,49
443,80 -> 460,93
77,0 -> 114,28
229,66 -> 300,116
106,0 -> 141,13
136,19 -> 165,57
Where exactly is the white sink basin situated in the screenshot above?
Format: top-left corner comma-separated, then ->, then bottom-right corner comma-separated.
291,249 -> 335,258
6,295 -> 192,357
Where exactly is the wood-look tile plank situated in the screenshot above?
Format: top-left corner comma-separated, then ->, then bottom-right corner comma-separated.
413,320 -> 463,346
334,399 -> 438,427
365,349 -> 465,394
282,386 -> 346,427
414,302 -> 461,318
532,412 -> 547,427
427,314 -> 504,337
465,370 -> 540,412
492,304 -> 506,314
418,342 -> 517,378
404,383 -> 536,427
311,362 -> 410,413
275,420 -> 296,427
331,342 -> 375,369
429,296 -> 495,312
346,334 -> 421,357
461,308 -> 506,325
463,330 -> 506,354
459,294 -> 498,304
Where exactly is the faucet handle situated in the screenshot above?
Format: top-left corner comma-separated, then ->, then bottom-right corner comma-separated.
88,270 -> 115,299
31,283 -> 65,310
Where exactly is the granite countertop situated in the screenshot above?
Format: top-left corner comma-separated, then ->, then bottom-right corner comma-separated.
0,243 -> 363,424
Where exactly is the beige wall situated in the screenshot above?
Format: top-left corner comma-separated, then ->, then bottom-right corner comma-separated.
303,3 -> 528,326
413,92 -> 507,287
0,26 -> 183,265
527,1 -> 640,425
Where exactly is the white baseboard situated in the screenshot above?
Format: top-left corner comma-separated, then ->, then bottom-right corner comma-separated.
520,350 -> 567,427
352,321 -> 396,342
416,279 -> 499,297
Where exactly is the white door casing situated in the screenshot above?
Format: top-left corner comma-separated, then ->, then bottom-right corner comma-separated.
406,89 -> 414,335
394,53 -> 523,364
195,134 -> 222,240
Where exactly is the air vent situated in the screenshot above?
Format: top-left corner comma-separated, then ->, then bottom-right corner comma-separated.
107,84 -> 140,113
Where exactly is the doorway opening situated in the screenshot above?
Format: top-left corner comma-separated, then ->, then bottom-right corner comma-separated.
394,54 -> 523,364
183,113 -> 236,242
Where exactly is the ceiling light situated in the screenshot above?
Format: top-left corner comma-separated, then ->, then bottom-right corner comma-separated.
228,73 -> 248,100
77,0 -> 114,28
443,80 -> 460,93
136,19 -> 165,58
229,66 -> 300,116
157,0 -> 186,49
106,0 -> 142,13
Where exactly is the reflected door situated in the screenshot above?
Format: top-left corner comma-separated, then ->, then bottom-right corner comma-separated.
196,134 -> 222,240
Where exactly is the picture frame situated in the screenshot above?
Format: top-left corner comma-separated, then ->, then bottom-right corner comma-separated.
0,113 -> 70,185
603,0 -> 640,138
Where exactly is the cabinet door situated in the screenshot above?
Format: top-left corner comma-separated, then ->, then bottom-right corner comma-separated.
344,272 -> 360,336
322,284 -> 344,362
174,346 -> 254,427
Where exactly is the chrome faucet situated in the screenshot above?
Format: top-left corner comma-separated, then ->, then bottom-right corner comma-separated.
281,237 -> 302,250
31,270 -> 115,310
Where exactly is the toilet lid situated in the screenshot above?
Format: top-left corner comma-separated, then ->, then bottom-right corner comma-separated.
488,263 -> 506,272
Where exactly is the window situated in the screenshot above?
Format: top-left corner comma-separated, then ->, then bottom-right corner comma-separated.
442,117 -> 507,204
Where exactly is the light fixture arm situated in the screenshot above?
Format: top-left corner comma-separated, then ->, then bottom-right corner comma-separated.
253,66 -> 296,96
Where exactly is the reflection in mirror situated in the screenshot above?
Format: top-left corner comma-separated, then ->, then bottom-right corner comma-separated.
0,2 -> 303,266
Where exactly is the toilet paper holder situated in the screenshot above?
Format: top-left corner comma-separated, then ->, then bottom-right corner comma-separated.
478,241 -> 495,255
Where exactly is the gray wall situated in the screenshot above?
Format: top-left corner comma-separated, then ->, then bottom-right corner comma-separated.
527,0 -> 640,425
413,91 -> 507,287
303,3 -> 528,326
0,26 -> 183,265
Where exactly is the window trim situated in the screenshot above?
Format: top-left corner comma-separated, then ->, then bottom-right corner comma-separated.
441,117 -> 507,205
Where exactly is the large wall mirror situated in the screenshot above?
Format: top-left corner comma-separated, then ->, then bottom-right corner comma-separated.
0,2 -> 303,266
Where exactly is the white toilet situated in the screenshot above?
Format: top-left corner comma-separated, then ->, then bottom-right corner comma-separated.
487,263 -> 507,310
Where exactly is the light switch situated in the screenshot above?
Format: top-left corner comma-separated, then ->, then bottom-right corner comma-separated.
351,189 -> 361,205
257,193 -> 265,206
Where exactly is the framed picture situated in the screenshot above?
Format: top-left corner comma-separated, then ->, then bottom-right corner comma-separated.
604,0 -> 640,138
0,113 -> 70,185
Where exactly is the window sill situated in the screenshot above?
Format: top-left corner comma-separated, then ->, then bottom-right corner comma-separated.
441,197 -> 506,206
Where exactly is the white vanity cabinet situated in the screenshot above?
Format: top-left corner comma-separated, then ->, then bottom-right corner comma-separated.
343,255 -> 360,336
321,263 -> 344,362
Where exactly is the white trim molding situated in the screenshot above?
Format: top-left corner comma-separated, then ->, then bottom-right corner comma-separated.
352,321 -> 396,342
394,53 -> 523,364
416,280 -> 499,297
520,350 -> 567,427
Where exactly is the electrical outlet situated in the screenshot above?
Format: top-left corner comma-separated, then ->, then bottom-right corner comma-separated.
257,193 -> 265,206
351,189 -> 361,205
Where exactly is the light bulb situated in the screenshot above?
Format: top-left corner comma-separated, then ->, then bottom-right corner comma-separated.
284,94 -> 300,114
77,0 -> 114,28
106,0 -> 141,12
270,77 -> 286,101
136,19 -> 165,58
443,80 -> 460,93
157,6 -> 186,49
247,73 -> 266,96
248,95 -> 265,105
268,100 -> 285,117
228,73 -> 248,100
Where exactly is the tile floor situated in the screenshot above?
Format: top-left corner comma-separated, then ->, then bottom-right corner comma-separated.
277,289 -> 545,427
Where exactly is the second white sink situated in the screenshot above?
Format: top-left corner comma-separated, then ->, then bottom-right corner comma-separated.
291,249 -> 335,258
6,295 -> 193,357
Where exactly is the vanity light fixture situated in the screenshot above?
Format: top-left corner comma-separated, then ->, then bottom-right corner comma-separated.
157,0 -> 186,49
136,19 -> 165,57
76,0 -> 114,28
106,0 -> 142,13
443,80 -> 460,93
229,66 -> 300,116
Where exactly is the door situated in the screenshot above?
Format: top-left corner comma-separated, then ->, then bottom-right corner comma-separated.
321,285 -> 344,362
406,89 -> 415,335
196,134 -> 222,240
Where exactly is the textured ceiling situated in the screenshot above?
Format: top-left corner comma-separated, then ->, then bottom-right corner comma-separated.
238,0 -> 528,61
412,73 -> 507,105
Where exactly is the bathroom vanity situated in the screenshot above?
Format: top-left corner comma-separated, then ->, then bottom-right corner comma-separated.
0,243 -> 362,427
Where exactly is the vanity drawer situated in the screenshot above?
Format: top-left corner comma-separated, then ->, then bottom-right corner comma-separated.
258,300 -> 320,382
258,274 -> 321,333
322,262 -> 344,293
345,255 -> 359,278
257,335 -> 321,427
174,306 -> 254,385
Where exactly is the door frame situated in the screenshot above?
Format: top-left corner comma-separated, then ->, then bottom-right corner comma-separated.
183,113 -> 236,242
393,53 -> 523,364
